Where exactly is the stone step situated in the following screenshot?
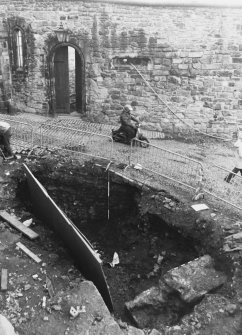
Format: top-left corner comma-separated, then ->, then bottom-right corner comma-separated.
163,254 -> 227,303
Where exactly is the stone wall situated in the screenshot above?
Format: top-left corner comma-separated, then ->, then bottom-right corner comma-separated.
0,21 -> 11,114
1,1 -> 242,135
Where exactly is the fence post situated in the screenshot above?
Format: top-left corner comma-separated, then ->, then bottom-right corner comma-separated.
128,140 -> 133,167
40,124 -> 43,148
30,125 -> 34,149
192,164 -> 205,201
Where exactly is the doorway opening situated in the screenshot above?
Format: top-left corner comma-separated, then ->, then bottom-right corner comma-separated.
53,44 -> 85,115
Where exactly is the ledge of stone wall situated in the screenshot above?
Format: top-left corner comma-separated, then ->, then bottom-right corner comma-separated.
89,0 -> 242,8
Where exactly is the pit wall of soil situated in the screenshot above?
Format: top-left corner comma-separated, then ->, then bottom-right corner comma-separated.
15,156 -> 225,258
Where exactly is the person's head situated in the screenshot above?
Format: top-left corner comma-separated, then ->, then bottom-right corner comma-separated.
123,104 -> 133,113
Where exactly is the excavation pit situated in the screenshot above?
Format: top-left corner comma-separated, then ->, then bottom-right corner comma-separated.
15,157 -> 229,330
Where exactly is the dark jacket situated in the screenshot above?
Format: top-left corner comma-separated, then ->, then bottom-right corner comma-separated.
120,110 -> 138,127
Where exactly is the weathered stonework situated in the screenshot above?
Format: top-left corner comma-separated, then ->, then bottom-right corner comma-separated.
0,1 -> 242,136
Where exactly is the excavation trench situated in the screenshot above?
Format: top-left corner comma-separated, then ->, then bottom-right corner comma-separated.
16,158 -> 226,329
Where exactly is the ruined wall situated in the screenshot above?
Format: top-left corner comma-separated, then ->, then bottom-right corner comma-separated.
1,1 -> 242,135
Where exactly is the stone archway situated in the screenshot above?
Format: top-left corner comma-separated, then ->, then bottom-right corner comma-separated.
49,42 -> 86,115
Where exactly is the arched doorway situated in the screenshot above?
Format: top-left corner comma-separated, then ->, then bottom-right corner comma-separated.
50,43 -> 85,115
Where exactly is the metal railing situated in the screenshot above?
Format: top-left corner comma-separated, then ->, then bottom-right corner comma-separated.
127,139 -> 203,195
39,123 -> 114,162
0,117 -> 34,151
202,163 -> 242,211
0,114 -> 242,211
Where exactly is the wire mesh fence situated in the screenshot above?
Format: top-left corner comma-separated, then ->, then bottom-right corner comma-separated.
202,163 -> 242,211
39,123 -> 114,162
1,113 -> 242,211
0,117 -> 34,151
127,139 -> 203,194
44,118 -> 113,136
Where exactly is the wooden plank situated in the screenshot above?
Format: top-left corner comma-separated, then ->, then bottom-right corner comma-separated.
16,242 -> 41,263
0,211 -> 39,240
1,269 -> 8,291
24,163 -> 114,312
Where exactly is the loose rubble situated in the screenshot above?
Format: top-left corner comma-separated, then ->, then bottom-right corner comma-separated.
163,255 -> 227,302
125,255 -> 228,330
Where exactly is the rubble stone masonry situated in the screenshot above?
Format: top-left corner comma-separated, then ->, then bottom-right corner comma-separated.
1,0 -> 242,136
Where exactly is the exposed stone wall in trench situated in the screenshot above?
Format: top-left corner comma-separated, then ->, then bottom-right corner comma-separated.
1,1 -> 242,135
24,159 -> 140,228
15,156 -> 224,256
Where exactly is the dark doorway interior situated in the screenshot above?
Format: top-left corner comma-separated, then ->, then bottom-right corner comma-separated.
54,46 -> 69,114
54,46 -> 83,114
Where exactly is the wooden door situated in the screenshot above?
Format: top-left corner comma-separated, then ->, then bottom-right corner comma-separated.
54,46 -> 69,114
75,50 -> 83,113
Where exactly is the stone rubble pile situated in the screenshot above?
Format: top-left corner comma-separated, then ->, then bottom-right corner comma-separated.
125,255 -> 228,331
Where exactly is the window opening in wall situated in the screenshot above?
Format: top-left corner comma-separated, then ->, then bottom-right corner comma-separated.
15,29 -> 23,68
112,56 -> 150,68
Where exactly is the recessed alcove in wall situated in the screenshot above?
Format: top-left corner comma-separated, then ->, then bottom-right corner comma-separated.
112,56 -> 152,70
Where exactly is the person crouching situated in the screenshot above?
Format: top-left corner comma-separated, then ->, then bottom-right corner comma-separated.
0,121 -> 13,157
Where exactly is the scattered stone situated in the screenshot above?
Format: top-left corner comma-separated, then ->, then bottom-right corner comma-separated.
24,284 -> 31,291
224,232 -> 242,251
125,282 -> 186,329
48,253 -> 59,260
126,325 -> 146,334
109,252 -> 119,268
133,163 -> 142,170
0,314 -> 16,335
46,276 -> 54,298
22,218 -> 33,227
52,304 -> 62,311
163,255 -> 227,302
48,281 -> 124,334
117,319 -> 128,329
69,305 -> 85,319
42,296 -> 47,309
191,203 -> 209,211
167,295 -> 241,335
149,329 -> 163,335
225,303 -> 237,315
146,255 -> 164,278
93,314 -> 102,322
